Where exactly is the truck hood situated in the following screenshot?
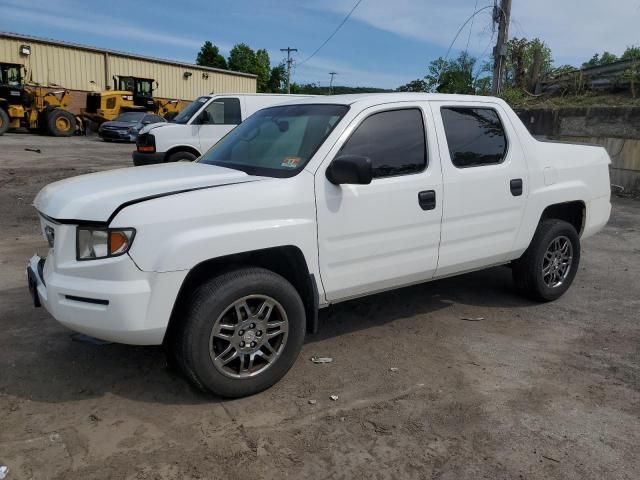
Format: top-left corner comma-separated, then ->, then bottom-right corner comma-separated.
139,122 -> 176,135
34,163 -> 264,223
100,121 -> 139,130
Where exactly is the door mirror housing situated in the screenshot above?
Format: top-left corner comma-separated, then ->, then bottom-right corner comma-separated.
142,120 -> 151,125
197,110 -> 210,124
326,155 -> 373,185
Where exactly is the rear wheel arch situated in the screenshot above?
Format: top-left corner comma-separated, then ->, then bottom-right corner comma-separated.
164,246 -> 319,346
538,200 -> 585,236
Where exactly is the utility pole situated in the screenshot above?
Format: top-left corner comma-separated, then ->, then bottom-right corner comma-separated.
280,47 -> 298,94
329,71 -> 337,94
491,0 -> 511,95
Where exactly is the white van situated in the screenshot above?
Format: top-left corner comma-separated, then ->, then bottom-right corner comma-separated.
132,93 -> 313,165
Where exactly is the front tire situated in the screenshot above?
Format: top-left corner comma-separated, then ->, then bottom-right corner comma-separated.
166,151 -> 197,162
171,267 -> 306,397
0,108 -> 10,135
513,219 -> 580,302
46,109 -> 76,137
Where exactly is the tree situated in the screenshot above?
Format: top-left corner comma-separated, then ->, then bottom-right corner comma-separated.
266,63 -> 286,93
552,65 -> 576,77
255,49 -> 271,93
583,51 -> 619,68
196,41 -> 227,69
397,53 -> 491,94
227,43 -> 258,75
396,79 -> 428,92
504,37 -> 552,91
621,46 -> 640,61
424,53 -> 476,94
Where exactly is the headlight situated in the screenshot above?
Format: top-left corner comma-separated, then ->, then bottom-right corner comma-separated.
77,227 -> 135,260
128,127 -> 138,133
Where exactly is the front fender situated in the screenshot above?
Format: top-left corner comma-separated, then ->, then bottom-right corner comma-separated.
111,173 -> 320,277
151,125 -> 201,154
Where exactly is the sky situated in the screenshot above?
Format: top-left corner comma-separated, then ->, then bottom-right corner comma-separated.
1,0 -> 638,89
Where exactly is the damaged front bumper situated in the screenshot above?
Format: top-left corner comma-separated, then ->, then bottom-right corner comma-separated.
26,253 -> 185,345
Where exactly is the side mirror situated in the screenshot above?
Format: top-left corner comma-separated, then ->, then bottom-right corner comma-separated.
326,155 -> 373,185
142,120 -> 151,125
197,110 -> 210,124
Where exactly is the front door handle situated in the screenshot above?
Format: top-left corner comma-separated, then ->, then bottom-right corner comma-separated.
510,178 -> 523,196
418,190 -> 436,210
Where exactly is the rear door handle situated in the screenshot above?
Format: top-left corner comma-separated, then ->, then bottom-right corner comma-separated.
418,190 -> 436,210
510,178 -> 523,196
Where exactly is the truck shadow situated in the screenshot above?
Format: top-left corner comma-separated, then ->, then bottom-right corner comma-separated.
0,266 -> 534,405
309,265 -> 535,343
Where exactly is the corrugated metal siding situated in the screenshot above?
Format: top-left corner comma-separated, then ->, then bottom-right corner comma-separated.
1,37 -> 256,99
1,37 -> 104,91
107,56 -> 256,99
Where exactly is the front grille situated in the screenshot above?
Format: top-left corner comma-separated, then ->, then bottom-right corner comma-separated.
86,93 -> 100,113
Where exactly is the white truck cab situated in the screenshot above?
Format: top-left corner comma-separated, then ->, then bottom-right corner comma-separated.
29,93 -> 611,398
132,93 -> 313,165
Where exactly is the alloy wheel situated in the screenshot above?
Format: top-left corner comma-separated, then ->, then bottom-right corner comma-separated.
542,235 -> 573,288
209,295 -> 289,378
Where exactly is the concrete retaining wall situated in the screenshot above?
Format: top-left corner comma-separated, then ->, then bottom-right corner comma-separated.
517,107 -> 640,192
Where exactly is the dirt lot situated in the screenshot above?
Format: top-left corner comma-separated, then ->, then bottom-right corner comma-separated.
1,133 -> 639,480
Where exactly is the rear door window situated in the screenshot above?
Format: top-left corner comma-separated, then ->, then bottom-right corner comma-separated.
440,107 -> 507,168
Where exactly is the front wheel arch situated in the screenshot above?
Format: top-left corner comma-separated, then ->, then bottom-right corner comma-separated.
164,145 -> 201,162
164,246 -> 319,347
170,266 -> 307,396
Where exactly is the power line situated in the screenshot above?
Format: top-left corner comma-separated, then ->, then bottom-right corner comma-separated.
465,0 -> 480,54
439,4 -> 496,83
473,28 -> 496,80
442,4 -> 496,65
296,0 -> 364,66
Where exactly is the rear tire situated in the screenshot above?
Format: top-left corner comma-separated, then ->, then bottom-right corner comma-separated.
513,219 -> 580,302
46,109 -> 76,137
170,267 -> 306,398
0,108 -> 10,135
166,151 -> 197,163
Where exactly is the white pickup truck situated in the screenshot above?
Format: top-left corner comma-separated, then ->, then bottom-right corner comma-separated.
28,93 -> 611,397
132,93 -> 312,165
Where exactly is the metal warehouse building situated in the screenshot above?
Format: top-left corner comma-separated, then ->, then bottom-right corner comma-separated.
0,31 -> 257,113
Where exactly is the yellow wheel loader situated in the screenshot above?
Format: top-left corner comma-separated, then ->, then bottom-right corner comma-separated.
81,76 -> 186,125
0,62 -> 77,136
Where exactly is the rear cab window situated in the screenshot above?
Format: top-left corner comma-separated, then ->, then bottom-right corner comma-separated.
440,107 -> 507,168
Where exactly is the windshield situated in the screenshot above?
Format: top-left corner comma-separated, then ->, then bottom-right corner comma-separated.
199,104 -> 349,177
136,79 -> 153,96
1,65 -> 22,86
115,112 -> 145,123
172,97 -> 209,124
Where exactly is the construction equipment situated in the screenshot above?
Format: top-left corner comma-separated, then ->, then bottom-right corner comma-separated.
82,75 -> 186,124
0,62 -> 77,136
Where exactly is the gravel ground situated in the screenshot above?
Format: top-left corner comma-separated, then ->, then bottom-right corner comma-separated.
0,133 -> 639,480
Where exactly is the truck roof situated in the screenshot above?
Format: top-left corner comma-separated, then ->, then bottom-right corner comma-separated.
203,93 -> 314,99
278,92 -> 508,109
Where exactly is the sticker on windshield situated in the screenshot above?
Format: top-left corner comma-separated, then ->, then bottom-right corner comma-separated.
281,157 -> 301,168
